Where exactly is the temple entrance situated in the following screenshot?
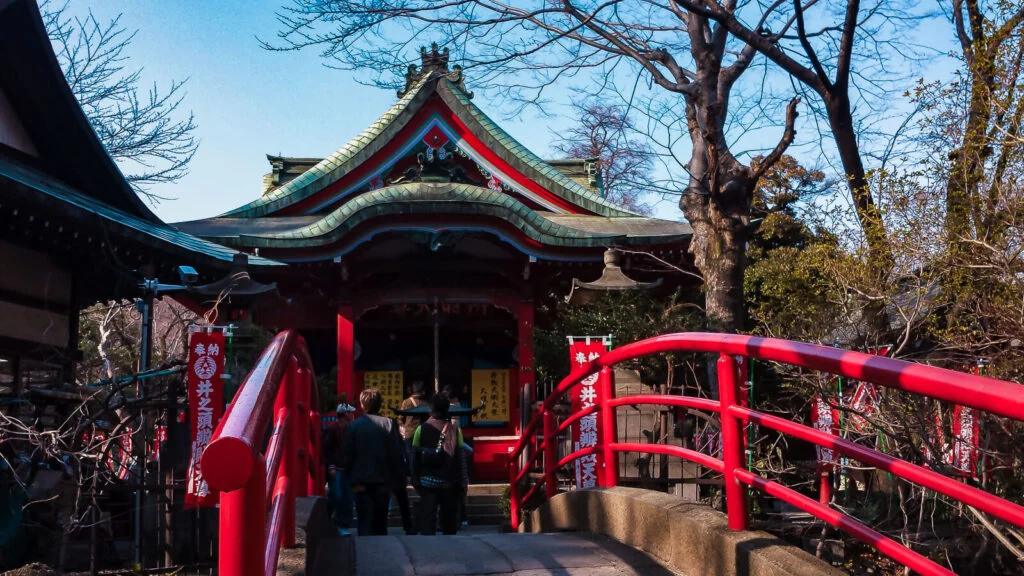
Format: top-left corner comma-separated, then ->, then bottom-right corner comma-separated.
355,302 -> 516,401
351,301 -> 520,480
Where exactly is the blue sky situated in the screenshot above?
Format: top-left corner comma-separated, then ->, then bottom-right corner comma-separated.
69,1 -> 953,226
71,0 -> 613,223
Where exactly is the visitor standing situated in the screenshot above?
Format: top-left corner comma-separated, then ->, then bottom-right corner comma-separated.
389,414 -> 416,535
412,392 -> 465,535
399,381 -> 429,458
322,402 -> 356,532
443,385 -> 472,527
343,388 -> 405,536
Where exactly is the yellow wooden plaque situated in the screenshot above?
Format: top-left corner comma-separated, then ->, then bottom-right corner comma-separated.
471,369 -> 509,423
363,371 -> 404,418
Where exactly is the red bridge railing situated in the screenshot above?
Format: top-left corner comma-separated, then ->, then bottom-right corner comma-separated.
201,330 -> 324,576
508,333 -> 1024,576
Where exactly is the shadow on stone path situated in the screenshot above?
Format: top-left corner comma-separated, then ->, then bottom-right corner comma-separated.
353,531 -> 683,576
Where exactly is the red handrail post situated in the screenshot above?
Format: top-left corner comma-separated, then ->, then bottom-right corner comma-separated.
274,359 -> 298,548
509,460 -> 521,531
598,366 -> 618,488
219,454 -> 267,576
294,365 -> 311,499
543,410 -> 557,499
309,406 -> 323,496
819,470 -> 831,505
717,353 -> 749,531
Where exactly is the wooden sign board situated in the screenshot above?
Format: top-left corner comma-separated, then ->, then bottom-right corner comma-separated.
471,369 -> 509,424
363,371 -> 404,417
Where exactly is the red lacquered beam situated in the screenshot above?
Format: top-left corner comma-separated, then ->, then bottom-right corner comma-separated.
608,394 -> 721,413
265,475 -> 290,576
599,334 -> 1024,422
730,405 -> 1024,529
203,331 -> 298,491
733,468 -> 955,576
608,442 -> 725,473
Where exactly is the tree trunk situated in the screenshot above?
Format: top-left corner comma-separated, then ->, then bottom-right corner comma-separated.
825,94 -> 893,277
681,176 -> 750,335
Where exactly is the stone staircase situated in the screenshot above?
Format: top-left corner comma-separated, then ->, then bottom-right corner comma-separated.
389,483 -> 507,527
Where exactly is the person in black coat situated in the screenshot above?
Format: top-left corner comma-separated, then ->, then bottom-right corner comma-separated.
342,388 -> 405,536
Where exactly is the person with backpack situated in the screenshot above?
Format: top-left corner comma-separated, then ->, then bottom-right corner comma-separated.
411,392 -> 465,535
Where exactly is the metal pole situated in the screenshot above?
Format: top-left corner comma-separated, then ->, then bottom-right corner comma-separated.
433,301 -> 440,394
134,288 -> 154,566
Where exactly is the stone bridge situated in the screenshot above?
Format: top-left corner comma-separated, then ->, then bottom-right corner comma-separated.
280,487 -> 840,576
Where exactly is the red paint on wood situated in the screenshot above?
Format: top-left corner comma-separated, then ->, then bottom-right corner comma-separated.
337,305 -> 355,400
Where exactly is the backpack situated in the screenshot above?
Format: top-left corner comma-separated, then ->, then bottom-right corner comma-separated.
415,421 -> 451,473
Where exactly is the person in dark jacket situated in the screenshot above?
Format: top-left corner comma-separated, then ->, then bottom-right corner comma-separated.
342,388 -> 405,536
389,413 -> 416,535
322,402 -> 356,531
412,392 -> 465,535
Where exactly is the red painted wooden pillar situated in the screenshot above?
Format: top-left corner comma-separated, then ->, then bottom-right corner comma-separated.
517,302 -> 535,436
337,305 -> 355,401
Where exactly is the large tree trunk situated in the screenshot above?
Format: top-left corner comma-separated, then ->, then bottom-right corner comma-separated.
681,164 -> 751,335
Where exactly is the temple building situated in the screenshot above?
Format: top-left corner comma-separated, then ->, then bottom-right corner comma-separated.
176,45 -> 693,479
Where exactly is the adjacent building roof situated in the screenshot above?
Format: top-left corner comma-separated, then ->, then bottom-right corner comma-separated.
0,0 -> 281,269
0,0 -> 158,221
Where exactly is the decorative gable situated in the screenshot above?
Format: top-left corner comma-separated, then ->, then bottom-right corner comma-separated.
224,53 -> 636,220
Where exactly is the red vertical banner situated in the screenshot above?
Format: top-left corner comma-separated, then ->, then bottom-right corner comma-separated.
847,383 -> 881,432
569,337 -> 610,489
951,405 -> 980,478
185,329 -> 226,509
810,396 -> 841,471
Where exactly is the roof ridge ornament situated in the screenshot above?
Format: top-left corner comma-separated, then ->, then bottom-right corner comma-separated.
398,42 -> 474,99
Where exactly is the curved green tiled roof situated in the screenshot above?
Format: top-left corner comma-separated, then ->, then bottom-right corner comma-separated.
220,71 -> 640,219
221,73 -> 434,218
210,183 -> 685,250
435,79 -> 638,218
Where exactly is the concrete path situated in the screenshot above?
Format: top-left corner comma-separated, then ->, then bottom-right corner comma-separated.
353,531 -> 682,576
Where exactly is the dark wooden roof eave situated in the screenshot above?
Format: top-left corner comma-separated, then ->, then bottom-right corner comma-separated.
0,0 -> 160,222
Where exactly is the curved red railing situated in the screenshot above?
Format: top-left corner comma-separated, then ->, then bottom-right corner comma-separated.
201,330 -> 324,576
508,333 -> 1024,576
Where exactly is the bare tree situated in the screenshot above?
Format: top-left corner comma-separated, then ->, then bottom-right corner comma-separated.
552,101 -> 655,215
265,0 -> 800,333
664,1 -> 931,280
945,1 -> 1024,244
42,2 -> 199,202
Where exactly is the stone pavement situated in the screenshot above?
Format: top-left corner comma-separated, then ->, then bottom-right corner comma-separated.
353,530 -> 683,576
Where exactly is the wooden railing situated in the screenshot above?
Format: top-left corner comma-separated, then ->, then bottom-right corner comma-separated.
201,330 -> 324,576
509,333 -> 1024,576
